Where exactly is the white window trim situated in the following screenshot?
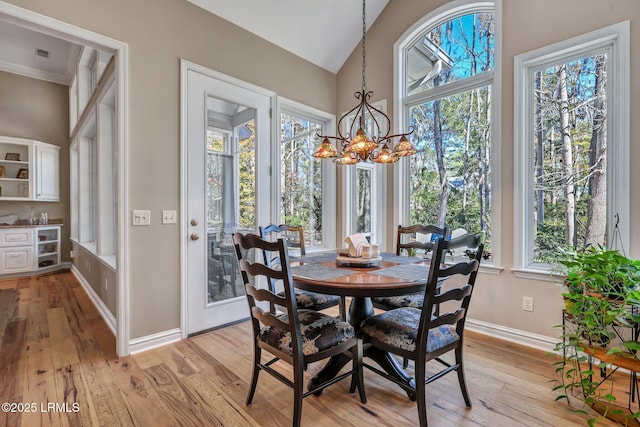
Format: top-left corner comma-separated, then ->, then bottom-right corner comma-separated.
274,97 -> 337,250
394,0 -> 502,266
513,21 -> 630,276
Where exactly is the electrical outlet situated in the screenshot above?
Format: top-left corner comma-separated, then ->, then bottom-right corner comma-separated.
104,278 -> 108,291
132,210 -> 151,226
523,296 -> 534,312
70,250 -> 75,258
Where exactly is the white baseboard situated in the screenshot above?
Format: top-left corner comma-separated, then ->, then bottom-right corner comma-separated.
71,266 -> 117,335
466,317 -> 558,353
129,328 -> 182,354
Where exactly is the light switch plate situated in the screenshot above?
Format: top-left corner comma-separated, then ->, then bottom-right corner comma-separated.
162,210 -> 177,224
132,210 -> 151,226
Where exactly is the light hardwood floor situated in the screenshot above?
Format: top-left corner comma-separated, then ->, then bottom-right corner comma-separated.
0,271 -> 621,426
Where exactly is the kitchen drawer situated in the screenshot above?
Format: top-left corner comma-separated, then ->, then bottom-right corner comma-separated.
0,246 -> 34,274
0,228 -> 34,247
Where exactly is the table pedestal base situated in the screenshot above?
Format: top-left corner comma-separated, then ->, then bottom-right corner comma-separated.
307,296 -> 416,399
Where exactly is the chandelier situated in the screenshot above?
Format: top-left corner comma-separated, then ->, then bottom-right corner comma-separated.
313,0 -> 416,164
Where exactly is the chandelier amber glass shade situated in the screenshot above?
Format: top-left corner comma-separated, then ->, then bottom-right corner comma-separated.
313,137 -> 339,158
393,136 -> 417,157
345,127 -> 378,155
334,152 -> 358,165
373,143 -> 399,163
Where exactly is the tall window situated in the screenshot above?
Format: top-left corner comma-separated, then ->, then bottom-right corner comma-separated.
279,111 -> 323,246
514,23 -> 630,271
70,78 -> 117,266
400,4 -> 495,257
277,100 -> 336,249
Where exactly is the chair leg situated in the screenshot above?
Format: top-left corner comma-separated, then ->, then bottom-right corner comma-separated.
246,346 -> 261,405
455,345 -> 472,407
415,360 -> 428,427
292,365 -> 304,427
340,296 -> 347,321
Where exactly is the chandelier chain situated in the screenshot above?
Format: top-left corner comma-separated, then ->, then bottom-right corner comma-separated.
361,0 -> 366,91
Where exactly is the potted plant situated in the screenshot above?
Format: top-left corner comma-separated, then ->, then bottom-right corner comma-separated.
553,245 -> 640,425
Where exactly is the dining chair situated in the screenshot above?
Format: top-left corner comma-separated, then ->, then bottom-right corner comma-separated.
372,224 -> 449,312
259,224 -> 346,320
233,233 -> 366,427
359,234 -> 484,427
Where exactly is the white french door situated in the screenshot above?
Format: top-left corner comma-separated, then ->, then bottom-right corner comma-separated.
182,62 -> 272,334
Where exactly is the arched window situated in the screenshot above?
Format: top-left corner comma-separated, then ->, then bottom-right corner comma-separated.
396,1 -> 497,261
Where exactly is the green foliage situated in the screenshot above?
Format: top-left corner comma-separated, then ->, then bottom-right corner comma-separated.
553,246 -> 640,424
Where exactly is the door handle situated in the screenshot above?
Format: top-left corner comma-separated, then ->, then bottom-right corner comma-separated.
190,233 -> 200,241
190,219 -> 198,226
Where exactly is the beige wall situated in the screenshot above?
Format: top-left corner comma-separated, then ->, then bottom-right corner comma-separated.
3,0 -> 337,340
337,0 -> 640,338
0,70 -> 71,263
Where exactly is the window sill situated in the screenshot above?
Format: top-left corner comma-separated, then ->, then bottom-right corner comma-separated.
511,267 -> 563,283
478,264 -> 503,276
70,238 -> 116,271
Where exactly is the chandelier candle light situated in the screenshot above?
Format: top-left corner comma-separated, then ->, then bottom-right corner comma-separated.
313,0 -> 417,164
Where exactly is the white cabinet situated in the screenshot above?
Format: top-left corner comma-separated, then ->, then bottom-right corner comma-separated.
0,136 -> 60,202
35,142 -> 60,201
0,228 -> 34,274
0,226 -> 61,275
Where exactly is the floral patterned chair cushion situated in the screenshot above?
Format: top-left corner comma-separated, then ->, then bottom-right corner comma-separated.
258,309 -> 355,356
292,290 -> 341,309
360,307 -> 459,353
372,293 -> 424,309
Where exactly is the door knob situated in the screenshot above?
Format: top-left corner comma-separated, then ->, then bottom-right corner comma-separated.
190,219 -> 198,226
190,233 -> 200,241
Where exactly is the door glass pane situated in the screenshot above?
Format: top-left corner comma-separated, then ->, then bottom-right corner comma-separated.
205,97 -> 256,303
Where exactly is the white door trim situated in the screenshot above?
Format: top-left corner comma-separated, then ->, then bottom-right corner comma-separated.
0,1 -> 130,356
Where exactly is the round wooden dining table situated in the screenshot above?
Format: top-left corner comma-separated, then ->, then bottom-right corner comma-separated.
290,251 -> 430,398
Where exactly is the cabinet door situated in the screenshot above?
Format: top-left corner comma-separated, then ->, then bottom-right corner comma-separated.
35,143 -> 60,201
0,247 -> 34,274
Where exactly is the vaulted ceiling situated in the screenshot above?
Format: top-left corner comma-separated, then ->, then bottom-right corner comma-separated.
0,1 -> 389,85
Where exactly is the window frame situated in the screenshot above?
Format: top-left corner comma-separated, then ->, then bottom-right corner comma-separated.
274,97 -> 337,250
513,21 -> 630,277
394,0 -> 502,270
70,76 -> 118,268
